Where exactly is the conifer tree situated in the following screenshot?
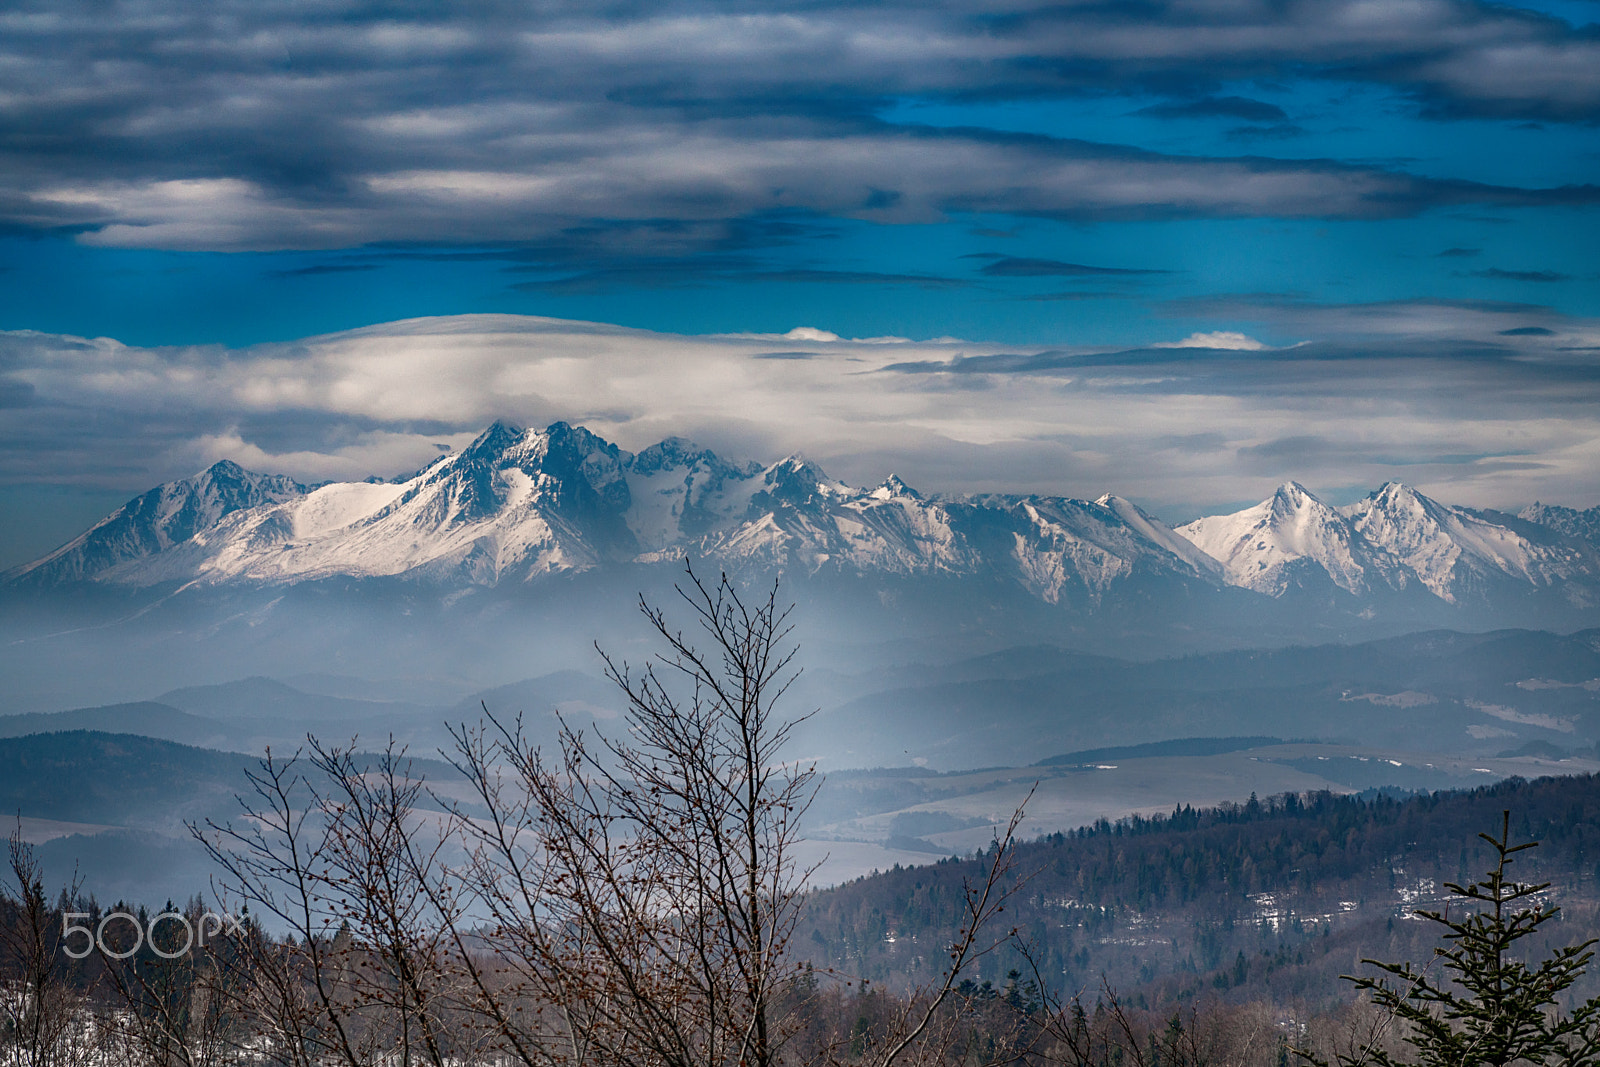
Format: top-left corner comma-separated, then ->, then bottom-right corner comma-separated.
1316,810 -> 1600,1067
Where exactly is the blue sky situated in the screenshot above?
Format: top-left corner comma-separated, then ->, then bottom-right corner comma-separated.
1,0 -> 1598,565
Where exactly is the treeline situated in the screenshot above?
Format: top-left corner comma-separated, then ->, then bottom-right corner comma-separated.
11,773 -> 1596,1066
797,774 -> 1600,1004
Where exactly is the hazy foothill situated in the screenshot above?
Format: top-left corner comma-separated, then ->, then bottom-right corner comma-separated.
7,556 -> 1600,1066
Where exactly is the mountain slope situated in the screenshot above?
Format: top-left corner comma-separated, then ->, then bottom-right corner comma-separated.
1176,481 -> 1383,595
8,422 -> 1220,604
1176,481 -> 1600,608
7,424 -> 1599,624
1348,483 -> 1599,604
1521,502 -> 1600,551
4,460 -> 306,585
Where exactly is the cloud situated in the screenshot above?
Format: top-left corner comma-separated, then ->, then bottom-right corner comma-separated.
1222,124 -> 1307,142
269,264 -> 383,279
3,305 -> 1599,521
0,1 -> 1595,253
785,328 -> 841,342
976,257 -> 1173,278
21,125 -> 1596,254
1014,291 -> 1127,302
1153,332 -> 1269,350
1471,268 -> 1574,282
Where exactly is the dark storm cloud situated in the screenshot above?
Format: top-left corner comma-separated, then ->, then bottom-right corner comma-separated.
748,269 -> 967,287
876,300 -> 1600,416
1233,435 -> 1533,472
1014,291 -> 1127,302
1222,124 -> 1307,142
0,379 -> 34,409
0,1 -> 1595,252
510,262 -> 966,295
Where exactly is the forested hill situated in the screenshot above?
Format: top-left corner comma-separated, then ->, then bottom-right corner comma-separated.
796,774 -> 1600,1008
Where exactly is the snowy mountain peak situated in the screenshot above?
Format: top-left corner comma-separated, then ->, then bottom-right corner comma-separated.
3,460 -> 307,586
760,454 -> 842,505
1362,481 -> 1431,512
1093,494 -> 1224,577
463,419 -> 527,457
12,425 -> 1600,618
1521,502 -> 1600,546
1268,480 -> 1320,511
872,474 -> 921,500
1177,481 -> 1372,596
1340,481 -> 1598,602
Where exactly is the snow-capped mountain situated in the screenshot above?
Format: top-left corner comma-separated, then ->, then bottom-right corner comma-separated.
1,421 -> 1218,603
1177,482 -> 1383,596
12,460 -> 307,585
1521,503 -> 1600,550
1176,480 -> 1600,606
1345,482 -> 1596,603
7,422 -> 1598,619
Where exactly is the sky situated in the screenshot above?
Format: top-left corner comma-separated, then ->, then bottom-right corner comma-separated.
1,0 -> 1598,567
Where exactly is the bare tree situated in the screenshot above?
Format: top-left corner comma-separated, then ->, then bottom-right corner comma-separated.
446,565 -> 1031,1067
188,565 -> 1029,1067
0,826 -> 97,1067
444,565 -> 821,1067
852,803 -> 1032,1067
308,739 -> 468,1067
192,750 -> 370,1067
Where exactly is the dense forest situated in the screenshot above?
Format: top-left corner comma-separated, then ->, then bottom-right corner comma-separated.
796,774 -> 1600,1006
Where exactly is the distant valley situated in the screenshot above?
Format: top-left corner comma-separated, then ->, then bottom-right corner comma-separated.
7,626 -> 1600,906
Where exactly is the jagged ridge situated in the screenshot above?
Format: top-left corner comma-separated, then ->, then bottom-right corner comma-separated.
7,425 -> 1599,614
1177,480 -> 1600,606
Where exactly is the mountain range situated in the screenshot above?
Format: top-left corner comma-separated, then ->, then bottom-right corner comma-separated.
7,421 -> 1600,622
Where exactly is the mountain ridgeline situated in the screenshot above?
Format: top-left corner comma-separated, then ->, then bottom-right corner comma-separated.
6,421 -> 1600,630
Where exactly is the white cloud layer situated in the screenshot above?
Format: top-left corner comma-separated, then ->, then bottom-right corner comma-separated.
2,306 -> 1598,519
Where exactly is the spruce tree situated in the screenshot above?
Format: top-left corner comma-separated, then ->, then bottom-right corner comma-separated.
1320,810 -> 1600,1067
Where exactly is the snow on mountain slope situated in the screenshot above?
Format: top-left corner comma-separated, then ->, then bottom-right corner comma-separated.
13,423 -> 1599,616
1176,482 -> 1380,596
11,422 -> 1224,602
97,421 -> 639,586
961,494 -> 1217,604
624,438 -> 763,553
1345,483 -> 1598,603
1095,494 -> 1225,579
3,460 -> 306,585
1172,480 -> 1600,605
704,464 -> 977,575
1521,502 -> 1600,549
